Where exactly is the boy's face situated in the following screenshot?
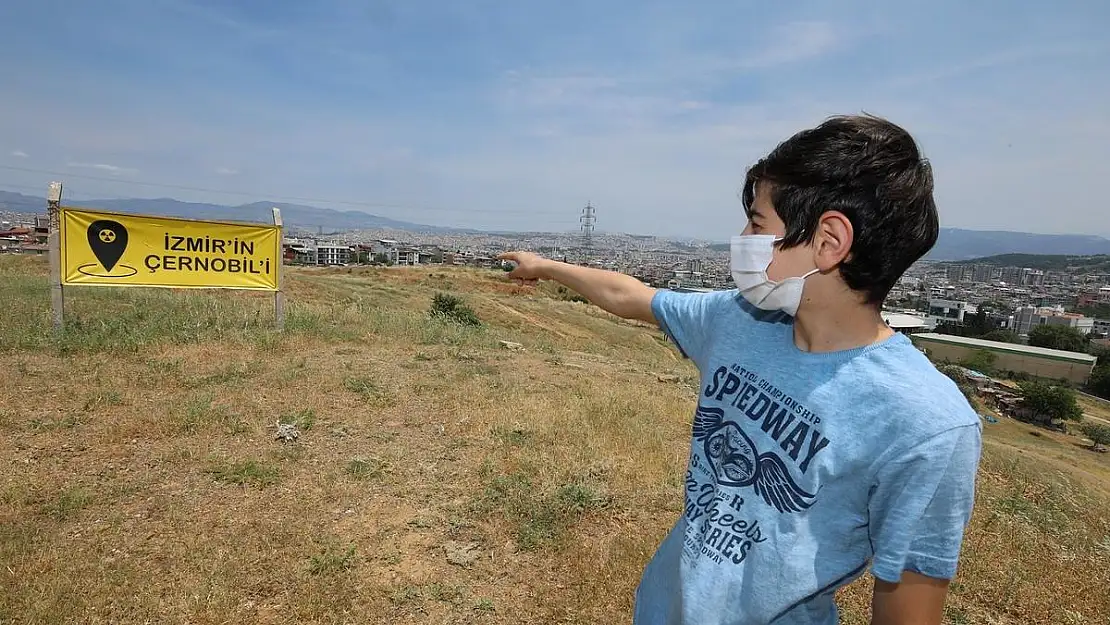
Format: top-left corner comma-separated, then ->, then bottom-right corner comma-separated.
742,183 -> 818,283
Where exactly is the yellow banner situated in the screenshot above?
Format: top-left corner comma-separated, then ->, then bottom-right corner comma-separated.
61,207 -> 280,291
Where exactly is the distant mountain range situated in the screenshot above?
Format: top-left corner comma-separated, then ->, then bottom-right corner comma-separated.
926,229 -> 1110,261
0,190 -> 475,234
2,189 -> 1109,259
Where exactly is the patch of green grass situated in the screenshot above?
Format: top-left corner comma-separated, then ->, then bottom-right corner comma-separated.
491,426 -> 533,446
82,390 -> 123,412
425,583 -> 465,604
474,598 -> 495,613
943,606 -> 971,625
279,407 -> 316,431
307,543 -> 357,575
204,459 -> 279,488
42,487 -> 93,521
555,482 -> 610,514
390,585 -> 423,606
29,414 -> 79,431
419,318 -> 489,346
346,457 -> 386,480
343,376 -> 392,405
146,357 -> 184,376
185,361 -> 261,388
177,394 -> 250,435
459,362 -> 499,377
474,470 -> 609,551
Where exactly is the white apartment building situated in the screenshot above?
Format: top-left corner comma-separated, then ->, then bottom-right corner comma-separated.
927,299 -> 976,329
316,244 -> 351,266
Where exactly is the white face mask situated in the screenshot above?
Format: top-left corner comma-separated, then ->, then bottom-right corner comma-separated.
730,234 -> 819,316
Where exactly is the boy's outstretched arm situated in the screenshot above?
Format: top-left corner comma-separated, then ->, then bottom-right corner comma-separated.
498,252 -> 657,324
871,572 -> 949,625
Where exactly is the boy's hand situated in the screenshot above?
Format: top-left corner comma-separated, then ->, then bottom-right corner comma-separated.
498,252 -> 550,282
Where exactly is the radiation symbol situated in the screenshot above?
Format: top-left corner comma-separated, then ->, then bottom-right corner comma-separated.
99,229 -> 117,243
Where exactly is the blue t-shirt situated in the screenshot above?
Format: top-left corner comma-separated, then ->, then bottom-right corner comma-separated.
636,289 -> 982,625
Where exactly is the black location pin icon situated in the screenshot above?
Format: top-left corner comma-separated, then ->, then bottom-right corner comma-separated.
87,220 -> 129,272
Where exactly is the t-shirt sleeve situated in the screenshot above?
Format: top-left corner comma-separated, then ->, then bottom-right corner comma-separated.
651,289 -> 730,367
868,423 -> 982,583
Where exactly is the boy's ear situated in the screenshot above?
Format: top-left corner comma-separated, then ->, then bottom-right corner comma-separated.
814,210 -> 854,271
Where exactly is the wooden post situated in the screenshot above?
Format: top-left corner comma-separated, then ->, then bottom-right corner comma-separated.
272,207 -> 285,331
47,181 -> 64,334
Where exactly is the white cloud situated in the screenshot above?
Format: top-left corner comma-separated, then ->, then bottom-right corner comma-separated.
10,150 -> 29,158
66,161 -> 138,175
215,167 -> 238,175
741,21 -> 843,69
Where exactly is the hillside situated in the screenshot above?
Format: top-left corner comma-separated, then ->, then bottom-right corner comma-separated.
926,229 -> 1110,261
950,253 -> 1110,272
2,258 -> 1109,623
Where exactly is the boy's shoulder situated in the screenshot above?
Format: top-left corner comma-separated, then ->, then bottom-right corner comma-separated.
855,337 -> 983,439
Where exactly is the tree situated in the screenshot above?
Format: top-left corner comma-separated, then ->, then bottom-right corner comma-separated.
1018,381 -> 1084,422
1077,303 -> 1110,321
1079,422 -> 1110,451
981,329 -> 1019,344
1088,365 -> 1110,400
967,308 -> 992,336
934,322 -> 971,338
1027,325 -> 1089,353
958,349 -> 996,375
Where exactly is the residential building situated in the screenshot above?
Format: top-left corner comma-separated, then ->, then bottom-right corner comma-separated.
33,216 -> 49,244
910,333 -> 1097,385
1014,305 -> 1095,336
316,244 -> 351,266
395,247 -> 420,266
1077,286 -> 1110,308
282,239 -> 317,265
927,299 -> 975,329
971,264 -> 994,283
1013,306 -> 1038,336
1042,311 -> 1094,335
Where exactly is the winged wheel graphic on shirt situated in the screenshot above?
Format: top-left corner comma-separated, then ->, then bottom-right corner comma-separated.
693,405 -> 816,514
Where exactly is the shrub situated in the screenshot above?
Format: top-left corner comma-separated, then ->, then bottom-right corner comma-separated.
430,293 -> 481,327
1079,422 -> 1110,451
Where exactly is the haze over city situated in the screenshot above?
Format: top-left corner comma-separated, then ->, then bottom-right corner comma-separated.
1,0 -> 1108,237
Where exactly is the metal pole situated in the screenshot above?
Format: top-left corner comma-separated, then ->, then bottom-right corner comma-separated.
272,207 -> 285,331
47,181 -> 64,334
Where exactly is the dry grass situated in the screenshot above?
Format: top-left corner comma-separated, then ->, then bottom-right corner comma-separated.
1,254 -> 1108,624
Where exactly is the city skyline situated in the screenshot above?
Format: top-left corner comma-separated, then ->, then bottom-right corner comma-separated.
2,1 -> 1109,238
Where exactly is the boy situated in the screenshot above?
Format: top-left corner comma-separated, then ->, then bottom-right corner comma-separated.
498,115 -> 981,624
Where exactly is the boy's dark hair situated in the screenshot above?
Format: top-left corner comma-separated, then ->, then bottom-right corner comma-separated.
742,114 -> 938,305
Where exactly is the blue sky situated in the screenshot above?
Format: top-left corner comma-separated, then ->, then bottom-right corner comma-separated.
1,0 -> 1108,238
